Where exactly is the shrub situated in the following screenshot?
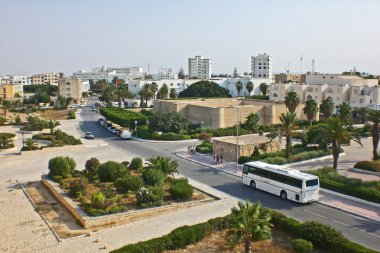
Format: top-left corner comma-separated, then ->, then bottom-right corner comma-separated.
84,157 -> 100,179
334,241 -> 380,253
170,178 -> 193,201
196,141 -> 213,154
168,223 -> 211,250
91,191 -> 106,209
149,112 -> 189,134
0,116 -> 7,126
354,160 -> 380,173
152,132 -> 191,141
142,169 -> 165,186
114,176 -> 144,193
48,156 -> 76,179
69,178 -> 88,197
178,80 -> 231,98
298,221 -> 347,249
129,157 -> 143,170
136,186 -> 164,207
68,111 -> 76,119
198,132 -> 212,142
278,217 -> 301,234
261,156 -> 288,165
97,161 -> 129,182
0,133 -> 15,149
238,156 -> 256,164
14,115 -> 22,125
263,208 -> 286,226
121,161 -> 130,168
100,107 -> 147,129
292,239 -> 313,253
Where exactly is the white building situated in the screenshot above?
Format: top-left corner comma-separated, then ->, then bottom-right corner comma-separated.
251,53 -> 272,80
152,68 -> 177,80
73,66 -> 144,83
188,56 -> 211,79
9,75 -> 31,85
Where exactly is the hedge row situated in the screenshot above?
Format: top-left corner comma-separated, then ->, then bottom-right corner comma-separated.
137,125 -> 191,141
309,167 -> 380,204
354,161 -> 380,173
196,141 -> 213,154
111,207 -> 379,253
100,107 -> 147,129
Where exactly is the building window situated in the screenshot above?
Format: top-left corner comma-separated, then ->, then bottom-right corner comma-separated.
360,99 -> 363,103
273,93 -> 278,97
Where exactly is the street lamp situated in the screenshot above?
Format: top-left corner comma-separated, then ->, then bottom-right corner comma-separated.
201,121 -> 204,133
134,120 -> 138,138
236,107 -> 239,173
22,132 -> 25,148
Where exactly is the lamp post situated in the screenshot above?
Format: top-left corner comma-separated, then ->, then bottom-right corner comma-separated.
134,120 -> 138,138
236,107 -> 239,173
201,121 -> 204,133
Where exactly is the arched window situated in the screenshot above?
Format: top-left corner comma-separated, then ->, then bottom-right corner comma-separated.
273,93 -> 278,97
307,95 -> 312,100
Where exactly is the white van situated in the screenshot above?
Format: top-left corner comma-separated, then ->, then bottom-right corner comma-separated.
120,130 -> 132,139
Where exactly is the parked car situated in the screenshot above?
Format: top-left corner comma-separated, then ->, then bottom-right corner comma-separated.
114,129 -> 122,136
85,132 -> 95,139
92,107 -> 97,111
120,130 -> 132,139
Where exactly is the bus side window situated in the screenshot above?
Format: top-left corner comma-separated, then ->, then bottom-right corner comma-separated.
243,165 -> 249,174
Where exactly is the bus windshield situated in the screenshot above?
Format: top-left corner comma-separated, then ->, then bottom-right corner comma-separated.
306,179 -> 319,187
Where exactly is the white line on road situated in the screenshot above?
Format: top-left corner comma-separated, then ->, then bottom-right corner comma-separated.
304,209 -> 326,219
368,232 -> 380,238
332,219 -> 350,227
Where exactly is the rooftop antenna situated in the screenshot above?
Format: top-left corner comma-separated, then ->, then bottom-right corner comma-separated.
287,62 -> 290,73
147,63 -> 150,74
311,58 -> 315,74
300,54 -> 303,74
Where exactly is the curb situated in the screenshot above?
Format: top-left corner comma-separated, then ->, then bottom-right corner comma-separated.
175,152 -> 242,179
320,188 -> 380,208
352,168 -> 380,177
283,153 -> 346,167
132,137 -> 199,143
317,200 -> 380,223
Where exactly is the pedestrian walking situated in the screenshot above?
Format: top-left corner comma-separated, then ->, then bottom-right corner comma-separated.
216,153 -> 220,165
220,153 -> 224,164
187,145 -> 190,155
214,153 -> 217,164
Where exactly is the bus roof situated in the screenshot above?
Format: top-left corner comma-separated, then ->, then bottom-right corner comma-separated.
244,161 -> 318,181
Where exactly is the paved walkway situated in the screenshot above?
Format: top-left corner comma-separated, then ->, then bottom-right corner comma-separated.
176,150 -> 380,222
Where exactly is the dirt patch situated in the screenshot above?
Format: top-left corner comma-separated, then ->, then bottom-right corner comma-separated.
165,229 -> 296,253
38,109 -> 73,120
24,181 -> 89,239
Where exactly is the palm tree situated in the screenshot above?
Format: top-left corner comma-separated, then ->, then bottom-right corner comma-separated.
356,107 -> 369,124
228,201 -> 272,253
25,138 -> 37,151
158,84 -> 169,99
116,83 -> 132,108
318,117 -> 362,169
303,99 -> 319,127
259,83 -> 269,96
246,81 -> 254,96
338,102 -> 352,123
150,82 -> 158,100
145,156 -> 179,176
48,120 -> 60,134
320,97 -> 334,120
102,85 -> 116,107
245,113 -> 260,133
138,83 -> 152,107
235,81 -> 243,96
285,91 -> 300,113
267,112 -> 298,159
368,110 -> 380,160
169,88 -> 177,99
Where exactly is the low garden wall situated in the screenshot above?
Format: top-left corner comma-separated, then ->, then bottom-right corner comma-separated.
42,177 -> 216,229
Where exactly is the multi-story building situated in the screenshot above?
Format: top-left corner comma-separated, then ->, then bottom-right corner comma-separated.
251,53 -> 272,80
31,73 -> 60,85
188,56 -> 211,79
274,73 -> 301,83
9,75 -> 31,85
152,68 -> 177,80
31,74 -> 43,84
73,66 -> 144,83
58,77 -> 83,103
0,84 -> 23,100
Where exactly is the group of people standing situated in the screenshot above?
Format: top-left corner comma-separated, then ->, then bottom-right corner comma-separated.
187,145 -> 196,155
214,153 -> 223,164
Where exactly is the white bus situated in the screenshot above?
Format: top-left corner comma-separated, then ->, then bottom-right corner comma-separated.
242,161 -> 319,203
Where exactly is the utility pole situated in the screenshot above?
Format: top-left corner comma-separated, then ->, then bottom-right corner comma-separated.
236,107 -> 239,173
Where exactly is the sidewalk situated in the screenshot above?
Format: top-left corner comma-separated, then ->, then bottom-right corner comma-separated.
176,150 -> 380,222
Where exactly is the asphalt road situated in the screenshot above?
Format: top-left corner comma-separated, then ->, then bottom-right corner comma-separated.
81,99 -> 380,251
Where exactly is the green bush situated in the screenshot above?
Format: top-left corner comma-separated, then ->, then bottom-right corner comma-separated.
152,132 -> 191,141
263,208 -> 286,226
298,221 -> 347,249
33,131 -> 81,147
196,141 -> 213,154
292,239 -> 313,253
91,191 -> 106,209
278,217 -> 301,234
333,241 -> 380,253
68,111 -> 76,119
129,157 -> 143,170
136,186 -> 164,207
170,178 -> 193,201
48,156 -> 76,179
97,161 -> 129,182
309,167 -> 380,203
84,157 -> 100,179
354,160 -> 380,173
246,95 -> 269,100
121,161 -> 130,168
100,107 -> 147,129
142,169 -> 165,186
0,133 -> 15,149
178,80 -> 231,98
238,156 -> 256,164
0,116 -> 7,126
114,176 -> 144,193
69,178 -> 88,198
261,156 -> 288,165
168,223 -> 211,250
149,112 -> 189,134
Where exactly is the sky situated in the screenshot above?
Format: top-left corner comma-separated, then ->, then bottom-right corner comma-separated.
1,0 -> 380,76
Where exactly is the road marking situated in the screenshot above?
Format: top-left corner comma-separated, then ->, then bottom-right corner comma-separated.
84,144 -> 108,148
369,232 -> 380,238
332,219 -> 349,227
304,209 -> 326,219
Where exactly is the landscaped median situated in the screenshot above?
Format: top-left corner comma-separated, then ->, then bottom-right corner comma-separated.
111,202 -> 379,253
309,167 -> 380,204
354,160 -> 380,174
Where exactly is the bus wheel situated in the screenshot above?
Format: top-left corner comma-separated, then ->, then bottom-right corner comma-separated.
250,181 -> 256,189
280,191 -> 287,200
